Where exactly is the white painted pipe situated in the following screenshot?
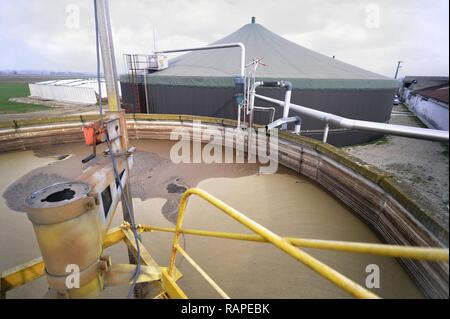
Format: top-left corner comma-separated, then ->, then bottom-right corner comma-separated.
158,43 -> 246,130
282,89 -> 292,120
250,82 -> 262,111
281,81 -> 293,130
280,81 -> 293,118
237,103 -> 241,130
323,123 -> 330,143
255,94 -> 449,142
157,42 -> 246,77
250,81 -> 293,130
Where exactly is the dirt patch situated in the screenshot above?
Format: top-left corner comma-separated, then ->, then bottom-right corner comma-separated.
2,140 -> 262,224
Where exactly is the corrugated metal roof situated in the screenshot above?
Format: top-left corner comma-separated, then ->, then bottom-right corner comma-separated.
34,79 -> 121,96
403,76 -> 449,91
415,84 -> 449,104
30,79 -> 122,105
35,78 -> 101,86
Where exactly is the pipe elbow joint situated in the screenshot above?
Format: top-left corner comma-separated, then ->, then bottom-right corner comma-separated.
281,81 -> 293,91
236,42 -> 245,51
253,82 -> 264,90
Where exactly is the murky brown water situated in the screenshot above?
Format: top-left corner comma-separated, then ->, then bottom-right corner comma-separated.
0,140 -> 423,299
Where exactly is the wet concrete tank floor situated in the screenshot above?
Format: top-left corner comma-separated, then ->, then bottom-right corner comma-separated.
0,140 -> 423,299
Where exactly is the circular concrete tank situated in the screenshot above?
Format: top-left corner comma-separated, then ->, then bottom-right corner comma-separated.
0,114 -> 448,298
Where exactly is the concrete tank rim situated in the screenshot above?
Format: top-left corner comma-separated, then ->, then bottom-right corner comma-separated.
0,113 -> 447,245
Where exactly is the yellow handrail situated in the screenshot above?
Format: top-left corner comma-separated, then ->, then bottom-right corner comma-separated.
167,188 -> 381,299
140,225 -> 449,261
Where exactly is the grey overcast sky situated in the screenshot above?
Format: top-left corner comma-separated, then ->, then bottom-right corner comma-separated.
0,0 -> 448,78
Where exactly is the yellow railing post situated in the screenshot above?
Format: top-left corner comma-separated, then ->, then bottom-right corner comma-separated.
168,190 -> 191,278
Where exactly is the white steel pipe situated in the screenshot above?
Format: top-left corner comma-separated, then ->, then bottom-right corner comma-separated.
255,94 -> 449,142
281,81 -> 293,130
282,89 -> 292,120
157,43 -> 246,77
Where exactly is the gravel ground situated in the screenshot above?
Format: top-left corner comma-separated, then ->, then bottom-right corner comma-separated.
343,104 -> 449,230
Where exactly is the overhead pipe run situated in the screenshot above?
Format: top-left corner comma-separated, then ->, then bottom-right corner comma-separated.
255,94 -> 450,143
156,43 -> 247,128
156,42 -> 246,77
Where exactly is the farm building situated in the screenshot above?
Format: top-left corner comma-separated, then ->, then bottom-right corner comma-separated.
120,20 -> 400,146
401,76 -> 449,131
28,79 -> 121,105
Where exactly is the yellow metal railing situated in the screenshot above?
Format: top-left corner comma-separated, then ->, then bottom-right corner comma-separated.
140,226 -> 448,261
2,188 -> 447,299
158,188 -> 449,299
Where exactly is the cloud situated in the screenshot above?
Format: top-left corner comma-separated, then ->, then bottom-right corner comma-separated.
0,0 -> 448,77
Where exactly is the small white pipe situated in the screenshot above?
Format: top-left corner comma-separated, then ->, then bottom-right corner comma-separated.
323,123 -> 330,143
281,82 -> 293,130
250,82 -> 264,112
283,89 -> 292,120
250,81 -> 293,131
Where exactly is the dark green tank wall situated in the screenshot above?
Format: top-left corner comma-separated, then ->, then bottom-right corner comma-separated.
120,82 -> 397,147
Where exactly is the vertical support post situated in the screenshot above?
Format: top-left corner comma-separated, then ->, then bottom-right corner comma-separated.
281,88 -> 292,130
95,0 -> 121,112
144,72 -> 150,114
96,0 -> 147,297
237,104 -> 241,129
117,111 -> 149,298
168,192 -> 189,278
323,123 -> 330,143
394,61 -> 403,80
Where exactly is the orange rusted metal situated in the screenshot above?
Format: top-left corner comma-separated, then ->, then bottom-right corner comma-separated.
82,121 -> 106,146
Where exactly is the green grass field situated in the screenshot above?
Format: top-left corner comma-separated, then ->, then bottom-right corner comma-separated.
0,83 -> 50,114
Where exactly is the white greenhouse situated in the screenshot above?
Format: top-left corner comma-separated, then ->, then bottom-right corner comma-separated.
28,79 -> 121,104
